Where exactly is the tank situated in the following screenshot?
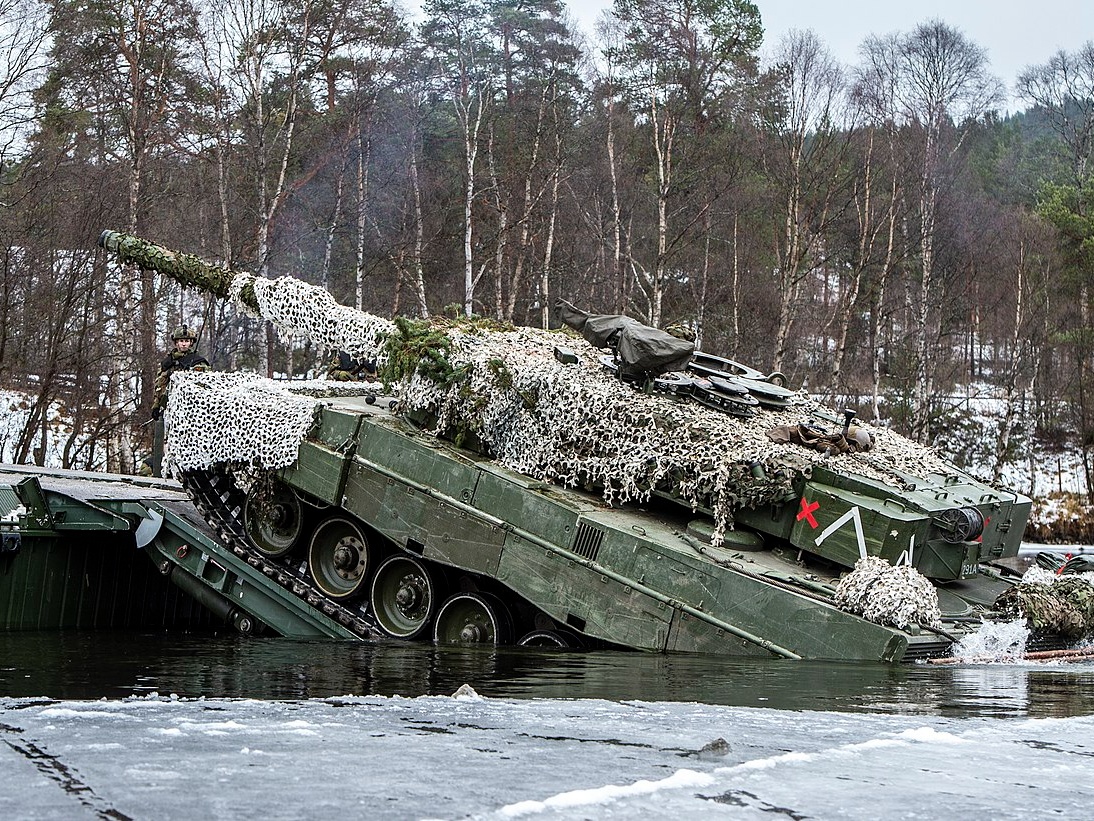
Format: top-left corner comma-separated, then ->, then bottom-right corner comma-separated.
97,229 -> 1041,662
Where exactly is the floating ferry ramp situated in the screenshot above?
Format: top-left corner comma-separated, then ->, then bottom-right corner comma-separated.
0,464 -> 354,638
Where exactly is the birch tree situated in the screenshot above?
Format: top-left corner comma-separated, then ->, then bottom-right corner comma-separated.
762,29 -> 853,376
899,21 -> 1001,440
855,22 -> 1002,440
215,0 -> 330,376
852,32 -> 911,422
1017,42 -> 1094,187
485,0 -> 579,324
422,0 -> 495,317
610,0 -> 761,327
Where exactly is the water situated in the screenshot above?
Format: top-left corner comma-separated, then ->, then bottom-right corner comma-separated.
5,632 -> 1094,818
3,630 -> 1094,718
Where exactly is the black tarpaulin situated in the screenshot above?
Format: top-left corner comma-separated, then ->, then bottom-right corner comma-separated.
556,300 -> 694,378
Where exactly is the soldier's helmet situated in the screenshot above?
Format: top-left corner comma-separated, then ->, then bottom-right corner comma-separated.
847,425 -> 874,452
171,325 -> 197,342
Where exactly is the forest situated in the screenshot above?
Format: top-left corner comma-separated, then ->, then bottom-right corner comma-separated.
0,0 -> 1091,499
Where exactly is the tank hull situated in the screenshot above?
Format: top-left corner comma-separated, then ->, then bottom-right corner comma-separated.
230,395 -> 1016,662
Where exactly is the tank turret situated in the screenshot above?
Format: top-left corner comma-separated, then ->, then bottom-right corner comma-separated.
98,229 -> 1042,662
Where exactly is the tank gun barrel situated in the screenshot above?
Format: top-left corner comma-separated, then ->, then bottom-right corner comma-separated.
98,229 -> 394,364
97,230 -> 260,314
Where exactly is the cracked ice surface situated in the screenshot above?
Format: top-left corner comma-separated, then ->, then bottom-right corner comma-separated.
2,695 -> 1093,820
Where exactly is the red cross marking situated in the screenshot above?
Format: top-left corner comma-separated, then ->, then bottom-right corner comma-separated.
797,497 -> 820,528
977,515 -> 990,543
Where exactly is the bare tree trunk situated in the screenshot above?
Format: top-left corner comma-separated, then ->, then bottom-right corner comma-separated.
649,92 -> 674,327
248,6 -> 310,377
355,121 -> 370,312
215,118 -> 233,368
767,31 -> 851,377
831,132 -> 877,396
695,212 -> 712,351
461,95 -> 486,317
993,240 -> 1027,485
505,84 -> 549,321
871,176 -> 900,424
409,136 -> 429,317
540,128 -> 562,330
194,6 -> 239,370
606,95 -> 624,313
323,137 -> 349,291
771,137 -> 803,375
912,174 -> 937,442
109,9 -> 165,473
253,58 -> 273,377
14,375 -> 54,465
486,127 -> 509,320
730,213 -> 741,357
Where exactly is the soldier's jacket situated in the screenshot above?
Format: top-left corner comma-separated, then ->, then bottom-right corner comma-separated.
153,349 -> 210,413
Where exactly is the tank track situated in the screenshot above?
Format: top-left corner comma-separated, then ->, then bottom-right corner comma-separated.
179,466 -> 381,640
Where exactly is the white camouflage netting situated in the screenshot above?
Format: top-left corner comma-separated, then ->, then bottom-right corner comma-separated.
400,324 -> 957,542
164,372 -> 321,473
833,556 -> 943,629
1019,565 -> 1094,587
232,273 -> 394,363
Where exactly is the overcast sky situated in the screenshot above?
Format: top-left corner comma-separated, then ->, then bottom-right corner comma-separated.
565,0 -> 1091,100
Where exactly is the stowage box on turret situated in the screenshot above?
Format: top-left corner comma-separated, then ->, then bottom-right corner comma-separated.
98,230 -> 1045,662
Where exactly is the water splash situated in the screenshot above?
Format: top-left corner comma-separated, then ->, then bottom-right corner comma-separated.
949,619 -> 1030,662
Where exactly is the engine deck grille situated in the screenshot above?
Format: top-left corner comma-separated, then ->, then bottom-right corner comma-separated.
570,522 -> 605,562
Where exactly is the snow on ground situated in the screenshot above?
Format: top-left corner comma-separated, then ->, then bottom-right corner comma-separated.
1,694 -> 1092,820
926,382 -> 1086,498
0,389 -> 105,470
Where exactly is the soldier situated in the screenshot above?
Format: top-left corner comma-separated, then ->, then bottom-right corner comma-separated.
327,350 -> 377,382
147,325 -> 210,478
152,325 -> 210,418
